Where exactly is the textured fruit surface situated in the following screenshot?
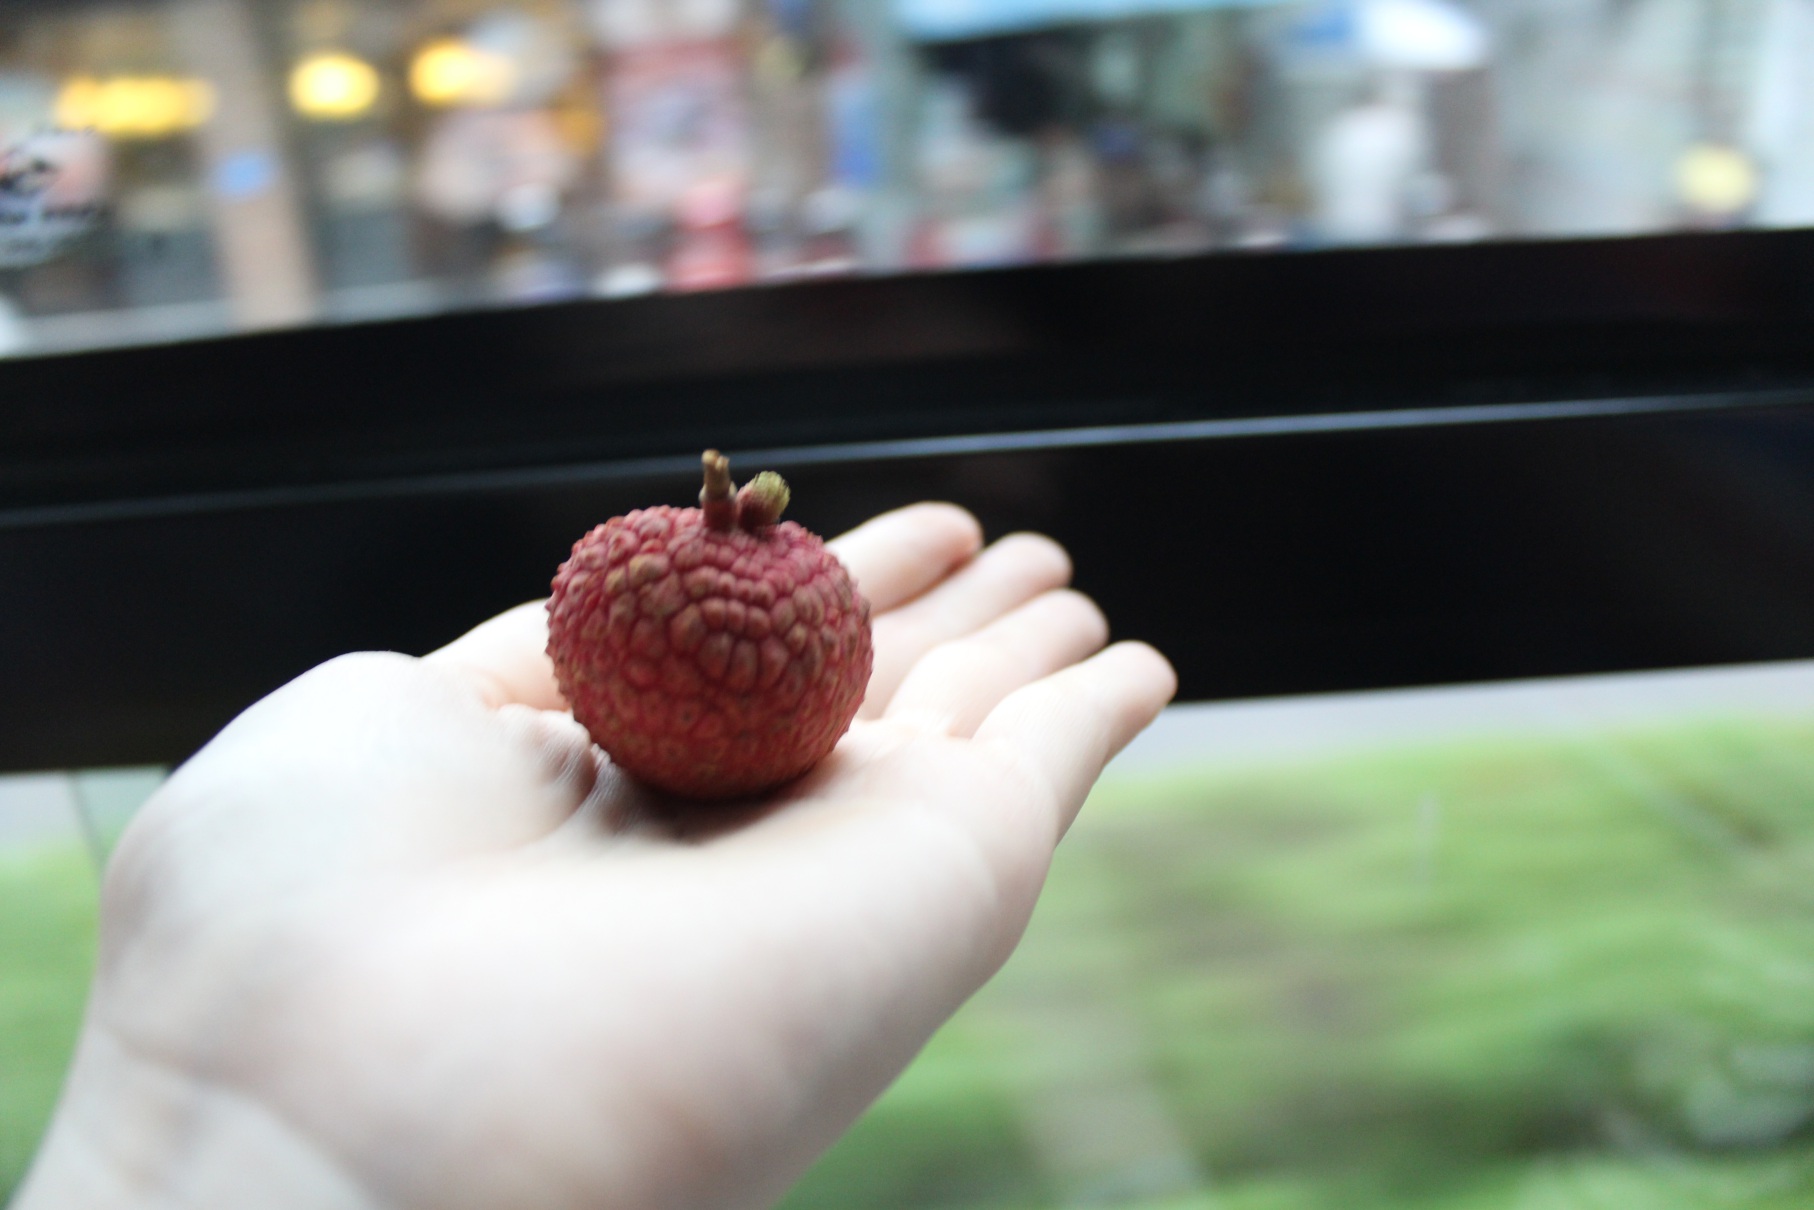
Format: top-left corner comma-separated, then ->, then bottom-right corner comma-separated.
547,505 -> 873,799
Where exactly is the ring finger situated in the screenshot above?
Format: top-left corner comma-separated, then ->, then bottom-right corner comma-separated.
883,588 -> 1108,738
860,532 -> 1074,717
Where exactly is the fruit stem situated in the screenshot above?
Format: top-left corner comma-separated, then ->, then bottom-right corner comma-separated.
737,472 -> 790,530
700,450 -> 736,531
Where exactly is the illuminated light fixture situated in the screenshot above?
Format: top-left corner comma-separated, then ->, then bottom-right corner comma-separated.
54,74 -> 215,139
1676,143 -> 1758,214
290,51 -> 381,121
409,37 -> 514,107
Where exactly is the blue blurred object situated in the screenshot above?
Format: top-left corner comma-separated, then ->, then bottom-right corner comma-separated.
212,149 -> 279,200
896,0 -> 1289,41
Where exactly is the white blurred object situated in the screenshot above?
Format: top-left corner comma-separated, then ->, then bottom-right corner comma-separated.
596,262 -> 662,296
1280,0 -> 1488,75
1356,0 -> 1488,71
0,292 -> 28,356
1306,79 -> 1428,242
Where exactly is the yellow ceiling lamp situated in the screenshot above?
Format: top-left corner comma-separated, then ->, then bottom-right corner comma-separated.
409,37 -> 515,108
290,51 -> 381,121
1675,143 -> 1758,216
55,74 -> 216,140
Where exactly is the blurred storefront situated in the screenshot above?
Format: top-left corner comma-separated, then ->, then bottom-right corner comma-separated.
0,0 -> 1804,354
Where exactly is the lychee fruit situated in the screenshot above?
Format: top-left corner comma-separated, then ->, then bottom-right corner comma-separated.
547,450 -> 873,800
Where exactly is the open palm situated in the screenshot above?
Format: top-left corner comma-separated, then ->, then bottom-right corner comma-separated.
19,503 -> 1175,1210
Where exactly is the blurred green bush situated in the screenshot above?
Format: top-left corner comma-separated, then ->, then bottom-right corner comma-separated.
0,845 -> 97,1200
784,719 -> 1814,1209
10,719 -> 1814,1207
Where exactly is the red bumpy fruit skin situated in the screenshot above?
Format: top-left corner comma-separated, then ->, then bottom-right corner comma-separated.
547,506 -> 873,799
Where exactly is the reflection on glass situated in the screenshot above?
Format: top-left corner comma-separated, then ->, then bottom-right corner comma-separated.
0,0 -> 1802,353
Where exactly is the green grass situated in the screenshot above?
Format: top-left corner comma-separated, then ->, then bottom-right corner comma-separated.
781,717 -> 1814,1208
0,843 -> 98,1201
11,720 -> 1814,1206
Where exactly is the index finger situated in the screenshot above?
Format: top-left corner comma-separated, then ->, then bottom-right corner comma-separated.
422,600 -> 564,711
827,502 -> 983,614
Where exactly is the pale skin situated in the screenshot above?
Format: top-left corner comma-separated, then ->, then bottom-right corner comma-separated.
16,503 -> 1177,1210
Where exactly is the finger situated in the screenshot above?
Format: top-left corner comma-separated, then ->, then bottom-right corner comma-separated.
827,502 -> 983,614
862,532 -> 1072,718
884,589 -> 1108,738
422,601 -> 565,711
424,505 -> 983,713
493,702 -> 604,806
973,642 -> 1178,837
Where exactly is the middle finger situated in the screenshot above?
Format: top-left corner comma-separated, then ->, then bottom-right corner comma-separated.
860,532 -> 1072,717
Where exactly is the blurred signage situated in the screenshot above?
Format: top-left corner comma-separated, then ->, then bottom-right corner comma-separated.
894,0 -> 1287,41
0,130 -> 106,268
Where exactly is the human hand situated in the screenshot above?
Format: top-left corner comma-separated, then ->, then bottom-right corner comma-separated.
17,504 -> 1176,1210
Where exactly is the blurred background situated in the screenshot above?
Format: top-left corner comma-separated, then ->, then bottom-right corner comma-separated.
0,0 -> 1808,354
10,0 -> 1814,1206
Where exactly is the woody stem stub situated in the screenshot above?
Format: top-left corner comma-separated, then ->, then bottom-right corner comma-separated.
701,449 -> 736,531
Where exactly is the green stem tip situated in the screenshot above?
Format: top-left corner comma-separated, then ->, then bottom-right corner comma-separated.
736,471 -> 790,530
